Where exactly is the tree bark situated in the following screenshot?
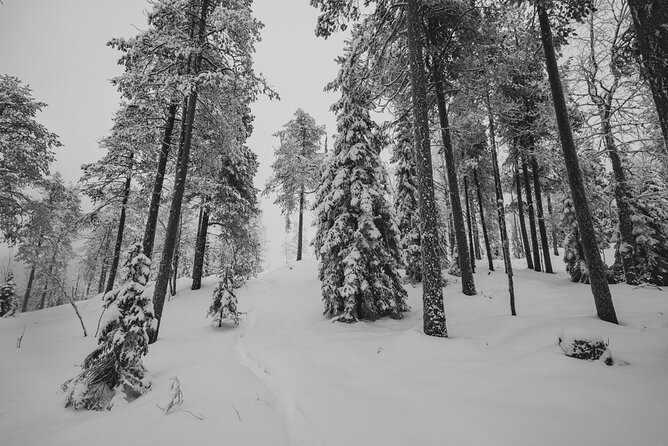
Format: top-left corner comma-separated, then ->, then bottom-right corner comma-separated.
529,151 -> 553,273
143,102 -> 179,258
297,188 -> 304,261
514,160 -> 533,269
521,157 -> 542,272
474,169 -> 494,271
406,0 -> 448,337
191,205 -> 209,290
627,0 -> 668,151
486,92 -> 515,316
431,59 -> 476,296
546,193 -> 560,256
463,175 -> 476,273
537,3 -> 618,324
151,0 -> 210,343
105,170 -> 132,293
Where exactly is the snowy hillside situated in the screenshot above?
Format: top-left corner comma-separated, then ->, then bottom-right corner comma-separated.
1,256 -> 667,446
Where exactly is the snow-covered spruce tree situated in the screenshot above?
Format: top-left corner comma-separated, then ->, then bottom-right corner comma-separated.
391,117 -> 422,282
617,178 -> 668,286
62,243 -> 156,410
313,53 -> 408,323
562,198 -> 588,283
0,273 -> 18,317
207,268 -> 240,327
562,197 -> 615,284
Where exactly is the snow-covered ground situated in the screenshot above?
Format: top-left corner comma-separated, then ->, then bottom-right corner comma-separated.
1,254 -> 667,446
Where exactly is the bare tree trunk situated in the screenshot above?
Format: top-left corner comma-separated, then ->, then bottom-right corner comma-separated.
143,102 -> 179,258
546,193 -> 560,256
97,227 -> 112,295
38,247 -> 58,310
21,229 -> 45,312
514,160 -> 533,269
529,151 -> 553,273
151,0 -> 211,343
474,169 -> 494,271
463,175 -> 476,273
470,193 -> 482,261
22,263 -> 37,312
486,92 -> 515,316
406,0 -> 448,337
521,157 -> 542,272
105,170 -> 133,293
297,188 -> 304,261
509,189 -> 522,258
191,205 -> 209,290
537,3 -> 618,324
431,58 -> 476,296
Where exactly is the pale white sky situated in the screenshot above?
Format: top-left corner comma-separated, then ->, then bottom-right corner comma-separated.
0,0 -> 346,270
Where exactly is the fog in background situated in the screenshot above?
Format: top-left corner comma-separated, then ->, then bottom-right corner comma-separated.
0,0 -> 347,287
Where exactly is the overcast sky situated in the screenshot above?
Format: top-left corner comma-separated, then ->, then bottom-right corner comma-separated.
0,0 -> 347,270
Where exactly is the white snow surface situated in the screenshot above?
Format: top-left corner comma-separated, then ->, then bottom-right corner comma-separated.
1,254 -> 668,446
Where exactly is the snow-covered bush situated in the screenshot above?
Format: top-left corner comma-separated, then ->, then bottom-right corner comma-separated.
207,269 -> 240,327
558,327 -> 612,365
62,243 -> 156,410
312,54 -> 408,323
0,272 -> 18,317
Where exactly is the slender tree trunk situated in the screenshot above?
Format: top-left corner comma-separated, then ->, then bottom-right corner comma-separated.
463,176 -> 476,273
191,205 -> 209,290
514,161 -> 533,269
510,188 -> 523,258
537,3 -> 618,324
529,150 -> 553,273
546,193 -> 560,256
431,60 -> 476,296
627,0 -> 668,151
22,263 -> 37,312
448,213 -> 455,259
521,157 -> 541,272
38,276 -> 50,310
143,102 -> 179,258
105,170 -> 132,293
486,92 -> 515,316
474,169 -> 494,271
171,233 -> 180,297
406,0 -> 448,337
471,194 -> 482,260
601,114 -> 637,284
97,227 -> 112,294
23,203 -> 49,311
38,246 -> 58,310
151,0 -> 210,342
297,188 -> 304,261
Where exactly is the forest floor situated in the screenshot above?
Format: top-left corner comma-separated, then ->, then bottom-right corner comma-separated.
1,253 -> 667,446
